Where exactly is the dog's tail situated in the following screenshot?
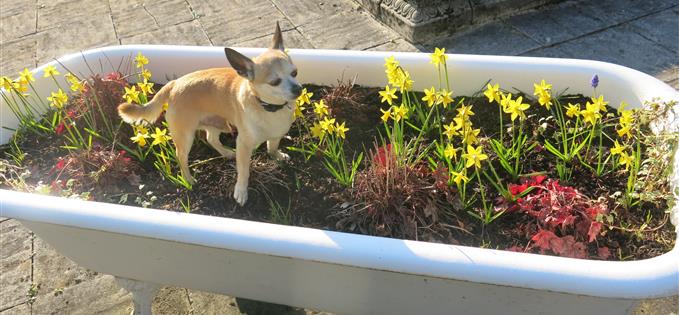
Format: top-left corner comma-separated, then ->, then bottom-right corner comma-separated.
118,80 -> 175,124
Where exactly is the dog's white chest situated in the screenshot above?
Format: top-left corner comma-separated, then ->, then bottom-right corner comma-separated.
245,108 -> 294,141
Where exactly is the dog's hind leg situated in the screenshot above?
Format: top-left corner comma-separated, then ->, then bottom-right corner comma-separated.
205,127 -> 235,159
167,112 -> 198,185
173,130 -> 197,185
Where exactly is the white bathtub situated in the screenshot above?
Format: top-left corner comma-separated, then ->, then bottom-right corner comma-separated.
1,45 -> 678,315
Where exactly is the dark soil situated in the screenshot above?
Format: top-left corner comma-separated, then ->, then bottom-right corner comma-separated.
1,83 -> 675,261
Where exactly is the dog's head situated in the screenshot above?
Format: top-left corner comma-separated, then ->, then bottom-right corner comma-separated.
224,22 -> 302,103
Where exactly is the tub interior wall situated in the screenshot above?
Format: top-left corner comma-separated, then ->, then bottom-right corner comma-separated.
2,45 -> 677,144
21,220 -> 637,315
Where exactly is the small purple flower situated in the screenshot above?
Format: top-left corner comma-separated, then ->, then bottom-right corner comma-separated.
591,74 -> 599,88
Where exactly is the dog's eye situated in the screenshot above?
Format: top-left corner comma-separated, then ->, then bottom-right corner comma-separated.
269,78 -> 282,86
291,70 -> 297,77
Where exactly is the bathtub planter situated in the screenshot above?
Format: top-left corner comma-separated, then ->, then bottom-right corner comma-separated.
1,46 -> 678,315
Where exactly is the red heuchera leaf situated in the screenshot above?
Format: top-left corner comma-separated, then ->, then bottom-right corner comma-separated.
558,235 -> 587,259
55,122 -> 65,135
531,229 -> 559,253
373,143 -> 393,167
105,71 -> 124,81
56,158 -> 66,170
508,183 -> 529,196
597,246 -> 611,260
587,221 -> 603,243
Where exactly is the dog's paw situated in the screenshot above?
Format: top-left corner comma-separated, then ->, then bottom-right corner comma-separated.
270,150 -> 290,161
233,183 -> 248,206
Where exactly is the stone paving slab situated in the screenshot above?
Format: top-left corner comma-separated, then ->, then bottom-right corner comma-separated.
426,21 -> 541,55
0,37 -> 37,78
504,1 -> 610,45
110,0 -> 197,39
235,29 -> 315,49
120,21 -> 212,46
31,274 -> 132,315
195,0 -> 296,46
0,220 -> 32,310
525,23 -> 676,79
35,16 -> 118,65
297,10 -> 401,50
627,9 -> 679,54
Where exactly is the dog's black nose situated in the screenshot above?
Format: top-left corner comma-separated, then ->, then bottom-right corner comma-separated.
291,84 -> 303,97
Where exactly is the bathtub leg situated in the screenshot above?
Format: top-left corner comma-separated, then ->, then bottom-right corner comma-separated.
115,277 -> 161,315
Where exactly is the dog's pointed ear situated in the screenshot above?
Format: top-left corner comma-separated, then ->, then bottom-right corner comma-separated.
225,48 -> 255,81
271,21 -> 284,51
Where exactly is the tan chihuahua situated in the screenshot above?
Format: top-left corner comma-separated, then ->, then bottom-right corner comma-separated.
118,23 -> 302,206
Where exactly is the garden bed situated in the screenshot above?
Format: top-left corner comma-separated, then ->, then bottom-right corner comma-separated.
1,52 -> 676,261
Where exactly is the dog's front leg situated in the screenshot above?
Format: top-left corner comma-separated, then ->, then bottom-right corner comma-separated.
234,135 -> 254,206
267,137 -> 289,161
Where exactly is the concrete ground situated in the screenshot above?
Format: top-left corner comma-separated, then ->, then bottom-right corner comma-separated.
1,0 -> 677,314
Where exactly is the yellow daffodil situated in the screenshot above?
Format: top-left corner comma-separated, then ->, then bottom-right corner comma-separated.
618,151 -> 633,170
150,127 -> 172,146
538,92 -> 552,110
500,92 -> 512,112
507,96 -> 530,121
438,89 -> 453,108
619,108 -> 634,126
293,105 -> 304,119
396,70 -> 413,92
15,78 -> 29,93
533,79 -> 553,110
610,141 -> 626,156
453,116 -> 466,131
43,65 -> 60,78
0,76 -> 13,90
393,104 -> 409,122
141,69 -> 152,81
379,85 -> 398,105
462,145 -> 488,169
131,132 -> 149,147
310,123 -> 325,138
430,47 -> 447,68
65,73 -> 84,93
123,86 -> 141,104
451,170 -> 468,185
162,102 -> 169,111
581,102 -> 603,125
462,127 -> 481,145
590,95 -> 608,113
533,79 -> 552,95
133,124 -> 149,135
444,143 -> 457,160
422,87 -> 438,107
484,83 -> 501,104
19,68 -> 35,83
135,52 -> 149,69
617,124 -> 632,138
335,121 -> 349,139
443,121 -> 458,139
313,100 -> 329,117
456,104 -> 474,120
320,117 -> 336,134
384,56 -> 397,70
565,103 -> 581,118
297,88 -> 313,106
380,107 -> 392,122
47,89 -> 68,108
137,79 -> 155,95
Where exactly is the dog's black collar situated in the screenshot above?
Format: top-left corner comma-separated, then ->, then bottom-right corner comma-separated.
257,96 -> 289,112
